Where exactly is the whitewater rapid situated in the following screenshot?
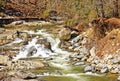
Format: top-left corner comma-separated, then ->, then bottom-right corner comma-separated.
13,29 -> 71,61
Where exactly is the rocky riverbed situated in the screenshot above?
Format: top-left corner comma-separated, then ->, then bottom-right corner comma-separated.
59,27 -> 120,80
0,20 -> 119,81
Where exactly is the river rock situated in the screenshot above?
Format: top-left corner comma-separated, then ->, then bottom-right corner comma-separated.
89,47 -> 95,57
70,31 -> 79,39
0,30 -> 14,46
112,58 -> 119,64
59,28 -> 71,41
84,66 -> 93,72
81,56 -> 88,61
86,57 -> 94,63
37,38 -> 52,51
100,67 -> 108,73
79,47 -> 87,55
110,68 -> 119,74
53,70 -> 63,75
107,55 -> 113,60
72,58 -> 79,61
14,71 -> 37,79
77,54 -> 85,59
81,37 -> 87,45
118,76 -> 120,81
70,34 -> 83,44
0,55 -> 9,65
43,41 -> 52,52
59,41 -> 71,50
0,66 -> 7,71
70,53 -> 85,59
27,46 -> 37,56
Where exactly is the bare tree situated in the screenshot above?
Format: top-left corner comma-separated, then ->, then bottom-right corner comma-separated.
94,3 -> 100,17
113,0 -> 119,17
99,0 -> 105,18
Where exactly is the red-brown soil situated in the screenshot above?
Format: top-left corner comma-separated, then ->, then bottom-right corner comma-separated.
95,29 -> 120,57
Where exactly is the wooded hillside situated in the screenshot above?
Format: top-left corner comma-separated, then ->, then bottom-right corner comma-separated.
0,0 -> 120,25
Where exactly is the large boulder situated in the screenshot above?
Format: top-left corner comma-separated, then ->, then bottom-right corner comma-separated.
59,28 -> 71,41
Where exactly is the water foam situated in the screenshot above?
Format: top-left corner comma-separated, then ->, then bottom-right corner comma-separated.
13,29 -> 71,61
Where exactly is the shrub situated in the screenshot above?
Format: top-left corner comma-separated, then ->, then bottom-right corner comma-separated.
0,0 -> 6,8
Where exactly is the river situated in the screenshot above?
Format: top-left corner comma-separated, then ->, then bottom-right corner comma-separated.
10,25 -> 117,81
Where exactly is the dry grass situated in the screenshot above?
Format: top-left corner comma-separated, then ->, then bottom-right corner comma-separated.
90,18 -> 120,41
95,29 -> 120,57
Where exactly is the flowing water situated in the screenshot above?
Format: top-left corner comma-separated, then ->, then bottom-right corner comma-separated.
13,28 -> 117,81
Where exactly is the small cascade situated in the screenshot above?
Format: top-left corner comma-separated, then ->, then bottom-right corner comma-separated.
13,36 -> 53,60
12,29 -> 108,81
13,29 -> 71,61
24,29 -> 71,54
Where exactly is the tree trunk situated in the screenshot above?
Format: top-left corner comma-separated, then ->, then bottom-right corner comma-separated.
99,0 -> 105,18
94,3 -> 100,17
113,0 -> 119,17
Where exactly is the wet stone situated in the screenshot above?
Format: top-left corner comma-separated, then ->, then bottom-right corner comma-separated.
100,67 -> 108,73
70,34 -> 83,44
84,66 -> 93,72
27,46 -> 37,56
